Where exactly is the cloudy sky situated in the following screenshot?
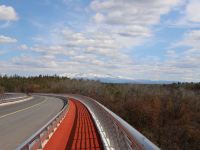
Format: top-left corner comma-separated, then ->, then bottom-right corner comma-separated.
0,0 -> 200,81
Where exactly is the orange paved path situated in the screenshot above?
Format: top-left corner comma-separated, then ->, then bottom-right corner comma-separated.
44,98 -> 103,150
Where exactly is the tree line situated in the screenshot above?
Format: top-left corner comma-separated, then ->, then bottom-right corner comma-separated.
0,75 -> 199,150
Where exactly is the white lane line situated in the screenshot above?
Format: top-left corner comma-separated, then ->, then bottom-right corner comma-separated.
0,99 -> 47,119
0,97 -> 33,107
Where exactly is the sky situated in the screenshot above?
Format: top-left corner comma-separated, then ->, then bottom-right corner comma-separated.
0,0 -> 200,82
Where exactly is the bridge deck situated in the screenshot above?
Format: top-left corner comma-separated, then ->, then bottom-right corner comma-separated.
44,99 -> 103,150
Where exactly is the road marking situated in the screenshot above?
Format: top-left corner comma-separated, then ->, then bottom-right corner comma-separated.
0,99 -> 47,119
0,96 -> 33,107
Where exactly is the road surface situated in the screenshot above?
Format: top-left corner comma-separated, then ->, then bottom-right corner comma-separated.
0,95 -> 64,150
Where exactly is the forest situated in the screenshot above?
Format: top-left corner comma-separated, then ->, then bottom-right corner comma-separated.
0,75 -> 199,150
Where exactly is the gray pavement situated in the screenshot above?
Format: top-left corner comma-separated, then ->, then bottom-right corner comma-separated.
0,95 -> 64,150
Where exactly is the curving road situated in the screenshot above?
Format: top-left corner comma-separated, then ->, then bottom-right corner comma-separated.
0,95 -> 64,150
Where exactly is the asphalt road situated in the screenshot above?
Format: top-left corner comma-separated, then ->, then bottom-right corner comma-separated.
0,95 -> 64,150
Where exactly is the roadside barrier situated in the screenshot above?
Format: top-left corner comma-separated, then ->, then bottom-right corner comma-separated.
16,95 -> 68,150
70,95 -> 160,150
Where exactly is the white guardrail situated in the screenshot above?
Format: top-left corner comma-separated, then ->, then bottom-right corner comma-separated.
16,95 -> 68,150
70,94 -> 160,150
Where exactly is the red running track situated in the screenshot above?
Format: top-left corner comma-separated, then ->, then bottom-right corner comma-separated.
44,98 -> 103,150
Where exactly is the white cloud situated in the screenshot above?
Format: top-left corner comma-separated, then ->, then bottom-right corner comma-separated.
170,0 -> 200,27
186,0 -> 200,23
30,44 -> 76,56
93,13 -> 105,23
91,0 -> 181,25
0,51 -> 5,55
87,0 -> 182,57
12,55 -> 58,68
162,1 -> 200,81
173,30 -> 200,49
18,44 -> 28,50
0,35 -> 17,44
3,0 -> 196,81
161,30 -> 200,81
0,5 -> 18,21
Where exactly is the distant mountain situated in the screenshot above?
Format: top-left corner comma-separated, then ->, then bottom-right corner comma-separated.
60,73 -> 176,84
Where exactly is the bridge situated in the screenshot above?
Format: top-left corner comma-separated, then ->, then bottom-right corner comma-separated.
0,93 -> 160,150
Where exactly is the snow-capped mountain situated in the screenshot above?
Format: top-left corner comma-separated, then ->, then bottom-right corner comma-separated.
60,73 -> 117,79
60,72 -> 136,83
60,73 -> 175,84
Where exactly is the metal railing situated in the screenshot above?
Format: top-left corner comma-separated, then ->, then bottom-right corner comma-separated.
16,93 -> 160,150
69,94 -> 160,150
16,95 -> 68,150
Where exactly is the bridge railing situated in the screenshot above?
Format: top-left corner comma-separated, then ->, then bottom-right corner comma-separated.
16,95 -> 68,150
71,95 -> 160,150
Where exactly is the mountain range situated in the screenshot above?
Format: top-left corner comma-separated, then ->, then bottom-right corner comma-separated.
60,73 -> 176,84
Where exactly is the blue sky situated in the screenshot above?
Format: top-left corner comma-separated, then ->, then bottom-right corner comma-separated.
0,0 -> 200,81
